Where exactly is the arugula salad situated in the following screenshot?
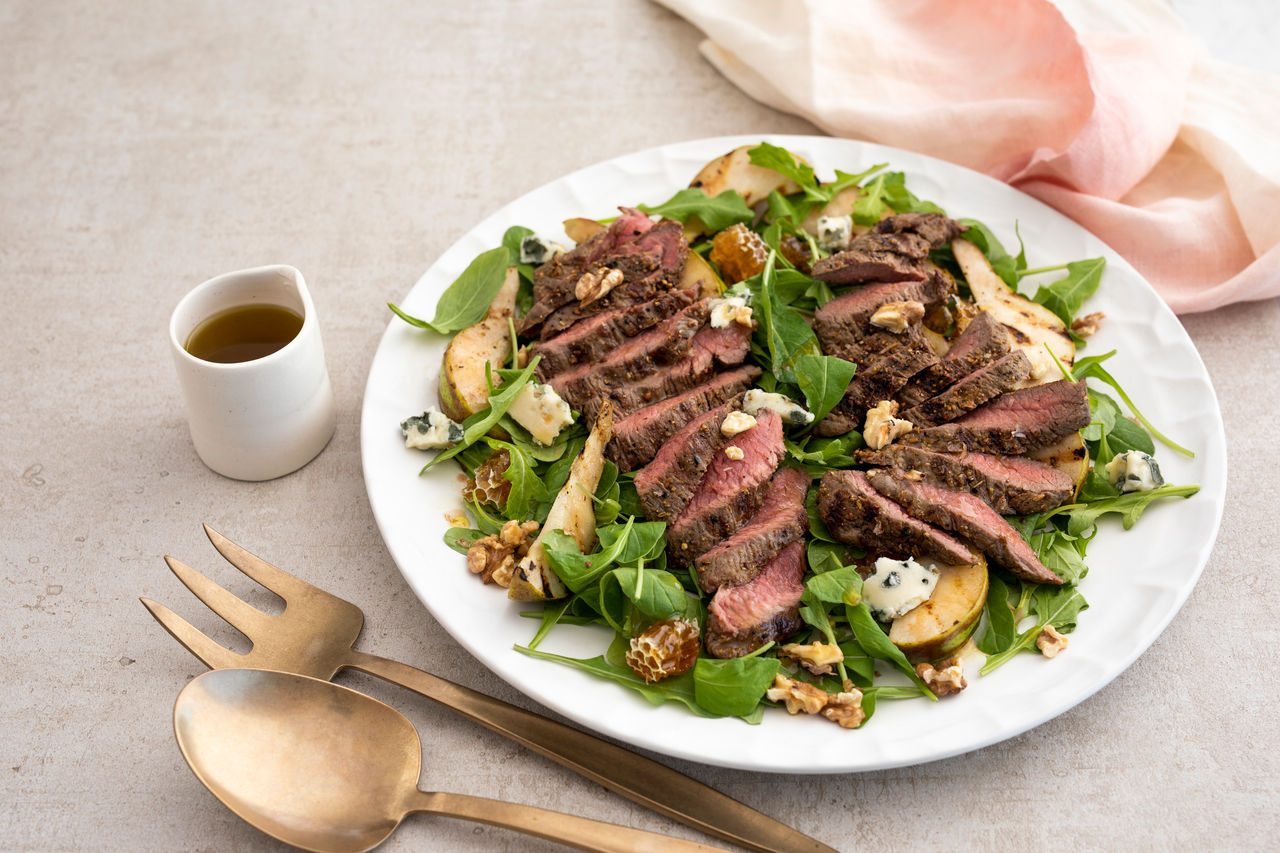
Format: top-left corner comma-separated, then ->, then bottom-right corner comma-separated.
391,142 -> 1199,729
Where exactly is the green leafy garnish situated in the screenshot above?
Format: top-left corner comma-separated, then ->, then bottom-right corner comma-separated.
638,188 -> 754,232
693,656 -> 781,717
388,246 -> 510,335
1031,258 -> 1106,326
979,584 -> 1090,675
1072,351 -> 1193,457
793,353 -> 858,425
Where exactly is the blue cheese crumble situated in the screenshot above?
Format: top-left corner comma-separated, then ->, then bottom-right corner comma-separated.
519,234 -> 565,265
1104,450 -> 1164,493
400,407 -> 463,451
742,389 -> 814,426
863,557 -> 938,621
816,215 -> 853,253
707,294 -> 753,329
508,382 -> 574,445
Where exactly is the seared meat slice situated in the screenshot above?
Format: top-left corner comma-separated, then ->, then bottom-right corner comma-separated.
690,322 -> 753,367
518,207 -> 654,335
811,213 -> 964,285
667,410 -> 785,566
609,366 -> 761,473
634,400 -> 738,522
898,310 -> 1012,407
901,350 -> 1031,427
812,232 -> 931,285
705,541 -> 806,659
867,470 -> 1063,585
856,444 -> 1075,515
813,272 -> 955,358
813,326 -> 938,437
538,220 -> 689,339
531,290 -> 694,379
871,212 -> 967,248
900,379 -> 1090,455
547,301 -> 708,409
695,467 -> 810,594
817,470 -> 977,565
580,323 -> 752,421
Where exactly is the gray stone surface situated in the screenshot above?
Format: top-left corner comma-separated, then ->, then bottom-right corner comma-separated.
2,1 -> 1277,851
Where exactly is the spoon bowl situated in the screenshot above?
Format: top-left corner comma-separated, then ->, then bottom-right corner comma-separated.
173,668 -> 726,853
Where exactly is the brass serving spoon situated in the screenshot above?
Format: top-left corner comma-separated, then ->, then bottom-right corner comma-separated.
174,669 -> 730,853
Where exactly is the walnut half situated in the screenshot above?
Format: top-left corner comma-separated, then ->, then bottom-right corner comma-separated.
869,300 -> 926,334
466,519 -> 539,587
916,656 -> 967,697
575,267 -> 624,305
765,674 -> 867,729
1037,625 -> 1069,659
779,641 -> 845,676
765,673 -> 830,715
820,691 -> 866,729
864,400 -> 913,450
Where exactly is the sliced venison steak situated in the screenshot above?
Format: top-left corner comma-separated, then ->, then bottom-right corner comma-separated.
578,323 -> 753,422
810,213 -> 964,285
867,470 -> 1062,585
635,401 -> 735,522
705,540 -> 806,659
547,301 -> 708,408
695,466 -> 810,594
813,327 -> 938,437
899,379 -> 1090,455
813,273 -> 954,357
901,350 -> 1032,428
855,444 -> 1075,515
531,290 -> 694,379
538,220 -> 690,339
897,310 -> 1012,407
871,212 -> 967,247
817,470 -> 977,565
690,322 -> 752,366
609,366 -> 761,473
666,409 -> 785,565
811,237 -> 930,285
518,207 -> 655,335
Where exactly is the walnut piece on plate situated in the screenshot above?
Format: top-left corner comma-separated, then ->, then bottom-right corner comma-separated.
466,519 -> 539,587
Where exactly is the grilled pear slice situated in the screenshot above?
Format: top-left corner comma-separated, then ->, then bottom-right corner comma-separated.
953,238 -> 1074,385
889,556 -> 989,662
438,267 -> 518,423
562,217 -> 605,245
509,402 -> 615,602
690,144 -> 803,208
1028,431 -> 1090,500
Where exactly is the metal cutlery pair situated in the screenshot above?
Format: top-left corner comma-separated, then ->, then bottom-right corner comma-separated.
144,525 -> 837,853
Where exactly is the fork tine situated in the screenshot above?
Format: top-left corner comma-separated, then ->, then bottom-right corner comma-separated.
139,598 -> 245,670
202,523 -> 314,601
164,555 -> 270,637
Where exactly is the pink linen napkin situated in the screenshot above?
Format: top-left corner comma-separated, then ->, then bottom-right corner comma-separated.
655,0 -> 1280,314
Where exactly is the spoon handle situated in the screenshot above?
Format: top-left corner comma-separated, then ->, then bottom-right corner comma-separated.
409,789 -> 731,852
347,650 -> 837,853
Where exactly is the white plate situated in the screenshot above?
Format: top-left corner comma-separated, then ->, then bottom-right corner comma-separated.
360,135 -> 1226,773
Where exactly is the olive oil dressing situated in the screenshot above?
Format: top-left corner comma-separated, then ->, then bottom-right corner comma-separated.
185,303 -> 303,363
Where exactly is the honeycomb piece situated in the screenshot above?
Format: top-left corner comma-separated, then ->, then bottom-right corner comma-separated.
463,449 -> 511,508
709,224 -> 768,284
624,618 -> 700,682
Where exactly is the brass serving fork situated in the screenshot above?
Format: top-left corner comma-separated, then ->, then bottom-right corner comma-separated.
142,525 -> 837,853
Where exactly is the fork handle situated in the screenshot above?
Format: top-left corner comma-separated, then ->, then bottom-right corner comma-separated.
409,789 -> 729,852
346,650 -> 837,853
